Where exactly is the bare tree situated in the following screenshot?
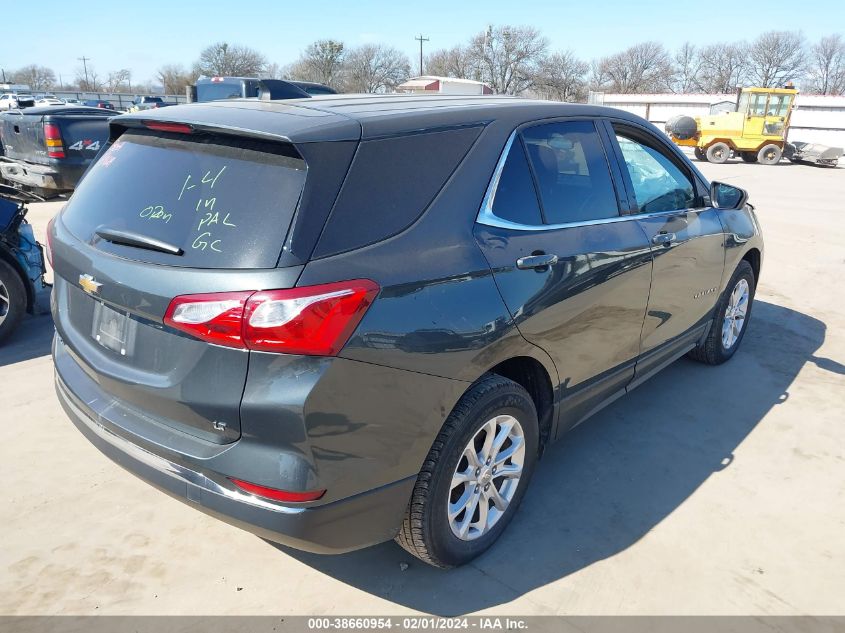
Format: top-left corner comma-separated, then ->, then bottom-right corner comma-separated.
75,65 -> 102,92
194,42 -> 267,77
343,44 -> 410,93
672,42 -> 703,93
697,43 -> 749,93
11,65 -> 56,91
424,46 -> 476,79
287,40 -> 346,88
595,42 -> 673,93
807,34 -> 845,95
157,64 -> 196,95
534,51 -> 588,102
132,80 -> 159,94
263,62 -> 285,80
747,30 -> 806,87
104,69 -> 131,93
466,25 -> 547,94
587,58 -> 610,92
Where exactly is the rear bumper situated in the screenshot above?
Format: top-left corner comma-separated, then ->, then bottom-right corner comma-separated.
0,157 -> 84,191
55,369 -> 416,554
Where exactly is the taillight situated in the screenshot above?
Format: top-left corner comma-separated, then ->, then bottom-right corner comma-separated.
244,280 -> 379,355
229,478 -> 325,503
164,291 -> 253,348
162,280 -> 379,356
43,122 -> 65,158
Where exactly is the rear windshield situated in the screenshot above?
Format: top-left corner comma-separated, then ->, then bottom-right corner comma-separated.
61,130 -> 306,268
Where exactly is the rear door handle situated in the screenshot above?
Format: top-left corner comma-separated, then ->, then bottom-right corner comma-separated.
652,232 -> 676,246
516,254 -> 558,270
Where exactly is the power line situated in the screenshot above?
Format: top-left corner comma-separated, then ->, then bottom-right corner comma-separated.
414,34 -> 429,77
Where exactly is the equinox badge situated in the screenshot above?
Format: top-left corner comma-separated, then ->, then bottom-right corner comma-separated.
79,274 -> 102,295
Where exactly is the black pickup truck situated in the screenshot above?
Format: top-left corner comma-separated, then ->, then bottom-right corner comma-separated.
0,106 -> 113,196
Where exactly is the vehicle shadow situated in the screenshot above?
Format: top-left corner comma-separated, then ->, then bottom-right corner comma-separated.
0,313 -> 54,367
272,299 -> 833,614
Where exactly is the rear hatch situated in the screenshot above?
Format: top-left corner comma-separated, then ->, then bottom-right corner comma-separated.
51,122 -> 313,443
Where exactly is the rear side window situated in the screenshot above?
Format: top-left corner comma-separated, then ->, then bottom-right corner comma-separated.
313,125 -> 482,258
522,120 -> 619,224
61,130 -> 306,268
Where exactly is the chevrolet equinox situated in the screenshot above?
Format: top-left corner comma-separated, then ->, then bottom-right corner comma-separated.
50,95 -> 762,568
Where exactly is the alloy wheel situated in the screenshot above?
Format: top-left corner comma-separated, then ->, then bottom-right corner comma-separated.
448,414 -> 526,541
722,278 -> 749,349
0,280 -> 9,326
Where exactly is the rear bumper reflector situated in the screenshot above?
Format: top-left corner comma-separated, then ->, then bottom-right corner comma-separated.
229,478 -> 326,503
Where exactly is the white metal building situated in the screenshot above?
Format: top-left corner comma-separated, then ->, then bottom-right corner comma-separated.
396,76 -> 493,96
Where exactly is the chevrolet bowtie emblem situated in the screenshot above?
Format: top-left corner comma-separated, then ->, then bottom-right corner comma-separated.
79,274 -> 102,295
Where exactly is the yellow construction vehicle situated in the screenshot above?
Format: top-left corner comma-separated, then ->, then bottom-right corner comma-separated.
666,86 -> 798,165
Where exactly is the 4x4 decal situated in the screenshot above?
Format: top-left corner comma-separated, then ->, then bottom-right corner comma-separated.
67,140 -> 101,151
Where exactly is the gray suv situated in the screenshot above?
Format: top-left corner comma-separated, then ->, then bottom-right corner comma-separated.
50,95 -> 762,568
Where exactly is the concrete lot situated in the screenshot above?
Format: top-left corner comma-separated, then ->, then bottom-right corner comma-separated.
1,160 -> 843,616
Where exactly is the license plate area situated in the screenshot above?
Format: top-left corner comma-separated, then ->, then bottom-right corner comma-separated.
91,301 -> 137,356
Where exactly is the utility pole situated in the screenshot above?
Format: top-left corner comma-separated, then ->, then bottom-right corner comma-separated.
78,56 -> 91,89
483,25 -> 493,87
414,34 -> 429,77
1,67 -> 6,83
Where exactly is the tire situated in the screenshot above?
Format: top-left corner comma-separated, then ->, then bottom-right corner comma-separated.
706,142 -> 731,164
693,147 -> 706,161
688,260 -> 755,365
740,152 -> 758,163
757,144 -> 782,165
396,374 -> 539,568
0,258 -> 27,345
666,115 -> 698,141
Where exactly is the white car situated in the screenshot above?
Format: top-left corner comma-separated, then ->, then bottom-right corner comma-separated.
35,95 -> 65,106
0,93 -> 36,110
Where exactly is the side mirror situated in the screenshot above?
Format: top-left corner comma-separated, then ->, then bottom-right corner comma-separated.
710,181 -> 748,210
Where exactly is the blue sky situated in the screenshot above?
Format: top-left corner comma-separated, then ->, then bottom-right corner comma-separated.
4,0 -> 845,85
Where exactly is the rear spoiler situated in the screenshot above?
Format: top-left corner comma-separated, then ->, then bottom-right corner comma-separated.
108,99 -> 361,145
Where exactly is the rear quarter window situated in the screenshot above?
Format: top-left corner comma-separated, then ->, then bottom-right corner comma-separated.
61,130 -> 306,269
313,125 -> 482,258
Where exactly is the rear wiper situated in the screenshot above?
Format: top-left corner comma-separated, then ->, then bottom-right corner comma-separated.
95,227 -> 183,256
